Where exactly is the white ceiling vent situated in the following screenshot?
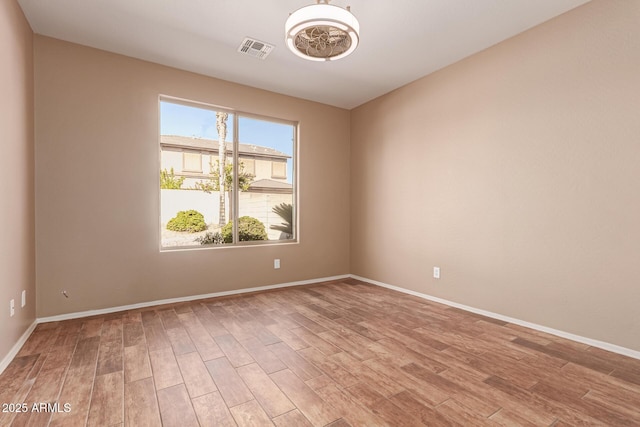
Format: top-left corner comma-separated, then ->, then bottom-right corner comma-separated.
237,37 -> 274,60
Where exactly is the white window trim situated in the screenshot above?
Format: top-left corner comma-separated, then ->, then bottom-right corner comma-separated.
159,95 -> 299,250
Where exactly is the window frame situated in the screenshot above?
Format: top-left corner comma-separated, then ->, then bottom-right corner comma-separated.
159,95 -> 298,250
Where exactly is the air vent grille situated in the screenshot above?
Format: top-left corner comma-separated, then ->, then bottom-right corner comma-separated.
237,37 -> 274,60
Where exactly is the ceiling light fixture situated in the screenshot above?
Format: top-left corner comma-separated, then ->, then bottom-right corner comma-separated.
285,0 -> 360,62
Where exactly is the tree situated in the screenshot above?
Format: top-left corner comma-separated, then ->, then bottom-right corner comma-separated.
216,112 -> 228,226
194,160 -> 253,224
160,167 -> 185,189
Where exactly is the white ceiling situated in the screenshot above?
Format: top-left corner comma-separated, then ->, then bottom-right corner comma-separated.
18,0 -> 590,109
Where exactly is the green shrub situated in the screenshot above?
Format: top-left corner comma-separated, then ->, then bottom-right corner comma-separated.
195,231 -> 224,245
166,210 -> 207,233
160,168 -> 185,189
221,216 -> 267,243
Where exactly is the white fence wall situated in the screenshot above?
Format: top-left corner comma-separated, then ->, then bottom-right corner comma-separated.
239,193 -> 293,240
161,190 -> 293,240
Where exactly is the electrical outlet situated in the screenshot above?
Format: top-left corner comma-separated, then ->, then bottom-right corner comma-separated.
10,299 -> 15,317
274,259 -> 280,269
21,290 -> 26,308
433,266 -> 440,279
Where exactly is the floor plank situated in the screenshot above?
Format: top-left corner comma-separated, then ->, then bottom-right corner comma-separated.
389,390 -> 453,427
215,333 -> 255,367
123,343 -> 152,383
204,356 -> 253,407
148,347 -> 183,391
176,351 -> 217,398
270,369 -> 339,426
236,363 -> 295,418
272,409 -> 314,427
165,327 -> 197,356
178,312 -> 225,361
87,371 -> 124,426
49,349 -> 99,427
95,338 -> 123,376
298,347 -> 359,388
3,279 -> 640,427
240,336 -> 287,374
267,342 -> 323,381
191,391 -> 237,427
124,377 -> 162,427
10,344 -> 76,426
314,382 -> 388,427
156,383 -> 199,427
229,399 -> 274,426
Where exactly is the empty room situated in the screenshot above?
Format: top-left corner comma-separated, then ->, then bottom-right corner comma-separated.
1,0 -> 639,425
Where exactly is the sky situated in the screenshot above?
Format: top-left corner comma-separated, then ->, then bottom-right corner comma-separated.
160,101 -> 295,183
160,101 -> 294,157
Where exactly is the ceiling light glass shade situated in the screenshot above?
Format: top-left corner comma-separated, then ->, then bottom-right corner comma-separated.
285,1 -> 360,61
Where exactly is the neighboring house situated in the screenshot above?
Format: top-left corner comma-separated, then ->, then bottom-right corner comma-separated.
160,135 -> 293,238
160,135 -> 292,194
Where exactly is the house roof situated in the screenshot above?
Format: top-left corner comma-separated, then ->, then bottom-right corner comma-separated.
250,179 -> 292,190
160,135 -> 290,160
249,179 -> 293,194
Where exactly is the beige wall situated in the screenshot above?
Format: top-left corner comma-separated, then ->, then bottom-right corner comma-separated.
34,36 -> 350,317
351,0 -> 640,351
0,0 -> 35,361
23,0 -> 640,354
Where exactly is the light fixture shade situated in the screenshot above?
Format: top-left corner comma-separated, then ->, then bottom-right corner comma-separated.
285,2 -> 360,61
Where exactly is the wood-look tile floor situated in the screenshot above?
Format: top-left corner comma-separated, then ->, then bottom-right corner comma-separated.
1,279 -> 640,426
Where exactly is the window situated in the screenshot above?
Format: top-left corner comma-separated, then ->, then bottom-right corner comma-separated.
182,152 -> 202,173
271,161 -> 287,179
160,98 -> 297,249
242,158 -> 256,176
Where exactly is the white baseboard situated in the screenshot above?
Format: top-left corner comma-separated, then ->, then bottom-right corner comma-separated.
37,274 -> 350,323
350,274 -> 640,361
0,320 -> 38,375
